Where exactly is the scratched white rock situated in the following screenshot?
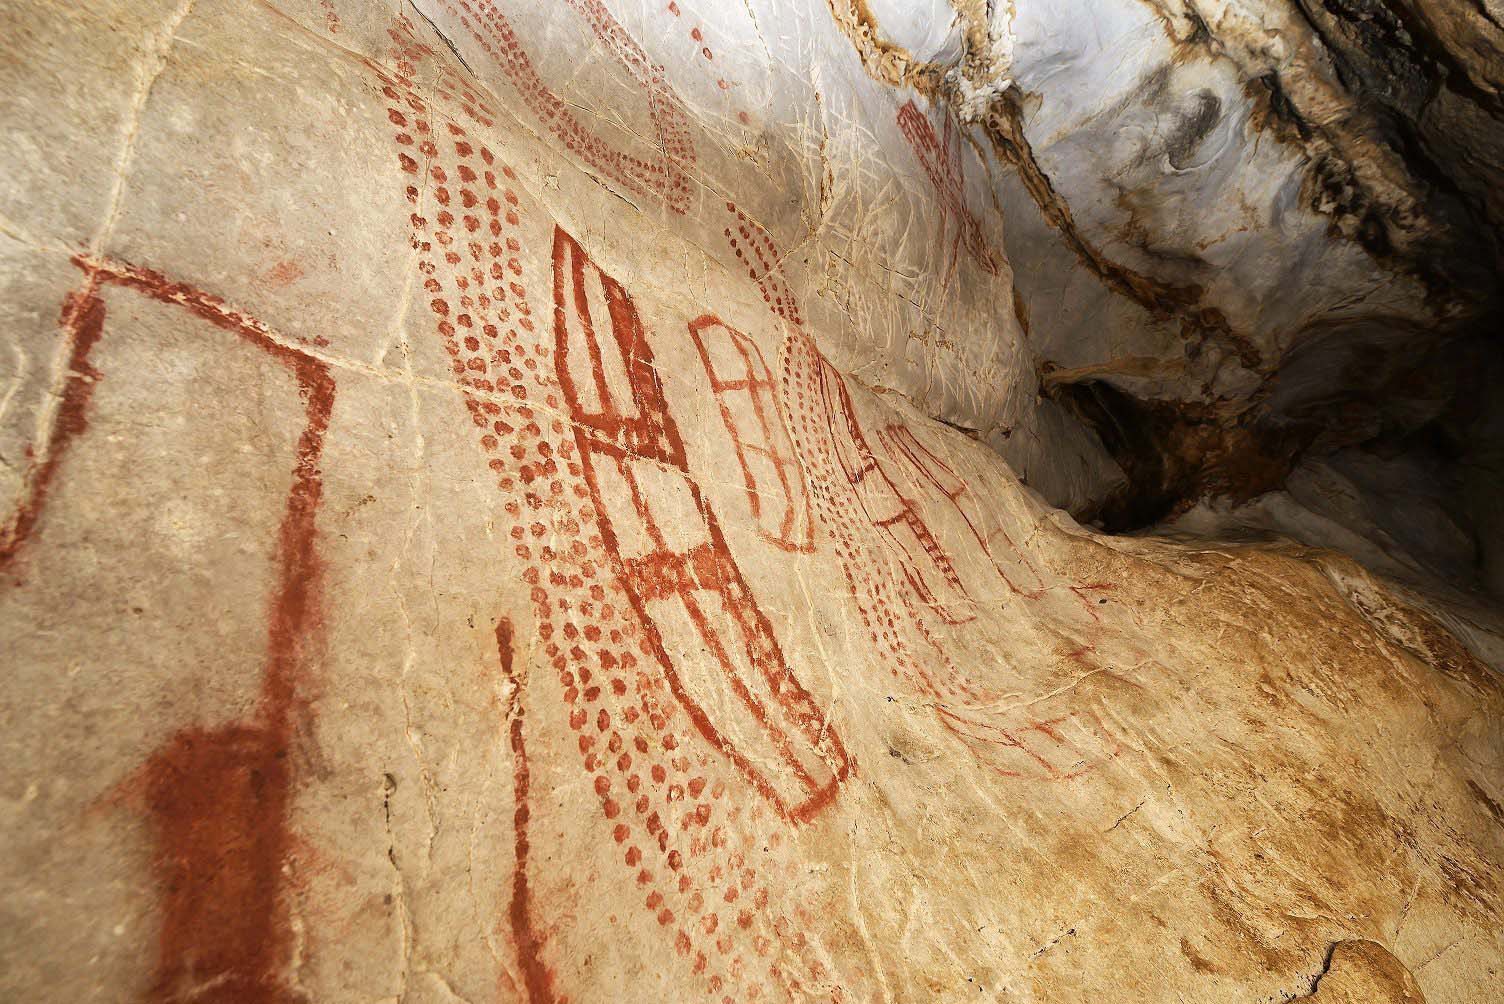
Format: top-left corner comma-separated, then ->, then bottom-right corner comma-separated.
1,3 -> 1501,1003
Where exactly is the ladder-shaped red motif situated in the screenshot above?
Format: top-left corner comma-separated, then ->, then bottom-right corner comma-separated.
814,359 -> 976,624
687,315 -> 813,553
552,227 -> 848,822
878,424 -> 1047,599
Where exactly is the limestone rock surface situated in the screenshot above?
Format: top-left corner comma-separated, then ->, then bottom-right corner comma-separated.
1,3 -> 1501,1003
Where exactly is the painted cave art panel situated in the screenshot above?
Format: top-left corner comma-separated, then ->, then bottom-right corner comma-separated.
877,424 -> 1048,600
896,100 -> 1001,284
0,257 -> 335,1004
938,705 -> 1123,783
813,356 -> 977,626
552,227 -> 848,823
687,315 -> 813,553
774,329 -> 998,706
384,29 -> 844,1000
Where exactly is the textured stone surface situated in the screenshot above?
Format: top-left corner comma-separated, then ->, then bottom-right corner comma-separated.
1295,941 -> 1426,1003
1,3 -> 1501,1003
820,0 -> 1504,542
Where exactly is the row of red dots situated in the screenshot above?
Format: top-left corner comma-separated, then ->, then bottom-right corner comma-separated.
380,74 -> 782,1004
664,1 -> 752,123
382,18 -> 836,998
723,202 -> 802,326
778,334 -> 989,705
439,0 -> 696,212
382,24 -> 739,995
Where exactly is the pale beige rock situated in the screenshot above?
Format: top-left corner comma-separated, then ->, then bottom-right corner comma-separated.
0,3 -> 1500,1004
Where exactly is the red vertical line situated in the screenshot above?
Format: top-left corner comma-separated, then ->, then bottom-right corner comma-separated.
725,405 -> 764,522
499,618 -> 556,1004
607,271 -> 670,459
0,268 -> 107,571
259,355 -> 335,736
571,240 -> 615,418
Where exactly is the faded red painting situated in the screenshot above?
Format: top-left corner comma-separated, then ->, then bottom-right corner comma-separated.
688,315 -> 814,553
438,0 -> 697,213
896,99 -> 1001,284
938,705 -> 1123,783
878,423 -> 1049,599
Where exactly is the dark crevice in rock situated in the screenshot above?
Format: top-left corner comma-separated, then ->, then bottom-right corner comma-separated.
1058,326 -> 1504,596
828,0 -> 1502,578
1051,0 -> 1504,574
1043,377 -> 1314,533
1306,940 -> 1342,997
1286,0 -> 1504,304
1249,71 -> 1314,142
1289,940 -> 1428,1001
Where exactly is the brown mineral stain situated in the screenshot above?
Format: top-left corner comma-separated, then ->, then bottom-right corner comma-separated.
1466,779 -> 1504,830
1179,935 -> 1221,974
1197,872 -> 1306,976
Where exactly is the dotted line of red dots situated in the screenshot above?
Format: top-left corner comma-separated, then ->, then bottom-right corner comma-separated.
722,201 -> 803,327
776,333 -> 997,707
429,0 -> 697,214
665,1 -> 752,124
380,17 -> 839,1001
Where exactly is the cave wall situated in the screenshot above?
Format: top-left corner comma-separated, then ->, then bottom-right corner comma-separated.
834,0 -> 1504,551
1,3 -> 1502,1002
